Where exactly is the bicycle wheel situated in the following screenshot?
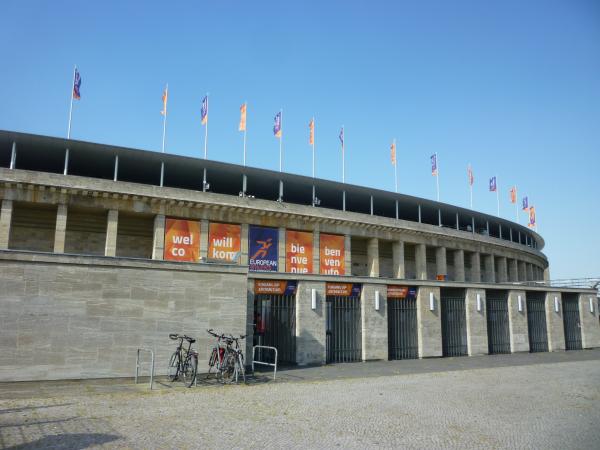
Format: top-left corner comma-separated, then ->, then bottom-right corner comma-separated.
183,354 -> 198,388
218,351 -> 235,384
207,348 -> 217,377
236,352 -> 246,384
168,351 -> 180,382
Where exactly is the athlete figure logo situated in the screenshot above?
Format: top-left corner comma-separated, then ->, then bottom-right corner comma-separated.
251,238 -> 273,259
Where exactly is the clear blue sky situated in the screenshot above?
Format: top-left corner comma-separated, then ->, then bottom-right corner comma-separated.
1,0 -> 599,278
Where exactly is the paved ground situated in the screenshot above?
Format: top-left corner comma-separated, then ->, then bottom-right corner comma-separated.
1,350 -> 599,449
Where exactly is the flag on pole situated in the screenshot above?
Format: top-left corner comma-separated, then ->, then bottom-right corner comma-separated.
467,165 -> 474,186
273,112 -> 282,138
239,103 -> 247,131
390,140 -> 396,165
339,127 -> 344,146
201,96 -> 208,125
309,118 -> 314,145
489,176 -> 497,192
522,196 -> 529,210
431,154 -> 438,176
528,206 -> 536,228
510,186 -> 517,203
161,86 -> 168,116
72,69 -> 82,100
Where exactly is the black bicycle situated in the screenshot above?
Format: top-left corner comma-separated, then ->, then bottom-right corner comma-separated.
168,333 -> 198,388
219,334 -> 247,384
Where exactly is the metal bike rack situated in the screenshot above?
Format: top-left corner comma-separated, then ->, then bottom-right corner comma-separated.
135,348 -> 155,390
252,345 -> 278,380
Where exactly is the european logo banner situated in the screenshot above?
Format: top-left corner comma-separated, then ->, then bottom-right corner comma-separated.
164,218 -> 200,262
248,225 -> 278,272
489,176 -> 497,192
208,223 -> 241,262
431,154 -> 437,176
522,196 -> 529,210
201,96 -> 208,125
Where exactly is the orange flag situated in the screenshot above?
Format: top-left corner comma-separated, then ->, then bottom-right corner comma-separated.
160,86 -> 168,116
309,118 -> 314,145
390,140 -> 396,165
239,103 -> 247,131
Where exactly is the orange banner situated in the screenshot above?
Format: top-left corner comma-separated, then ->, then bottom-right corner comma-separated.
286,230 -> 313,273
326,283 -> 361,297
387,286 -> 408,299
208,223 -> 241,262
254,280 -> 297,295
164,218 -> 200,262
320,234 -> 345,275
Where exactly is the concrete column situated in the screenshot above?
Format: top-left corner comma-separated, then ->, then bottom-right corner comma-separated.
518,261 -> 526,282
470,252 -> 481,283
278,227 -> 286,272
543,267 -> 550,282
200,219 -> 209,261
361,284 -> 388,360
0,199 -> 13,249
497,257 -> 508,283
312,229 -> 320,274
417,286 -> 442,357
415,243 -> 427,281
435,247 -> 447,279
453,249 -> 465,282
152,214 -> 166,260
483,254 -> 495,283
508,290 -> 529,352
344,234 -> 351,276
579,293 -> 600,349
104,210 -> 118,257
53,203 -> 68,253
245,279 -> 255,359
296,281 -> 326,365
526,263 -> 534,281
544,292 -> 565,352
392,240 -> 405,279
509,259 -> 519,282
240,223 -> 249,266
367,237 -> 379,277
466,288 -> 487,355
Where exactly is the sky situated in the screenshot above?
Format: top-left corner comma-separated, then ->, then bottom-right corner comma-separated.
1,0 -> 599,279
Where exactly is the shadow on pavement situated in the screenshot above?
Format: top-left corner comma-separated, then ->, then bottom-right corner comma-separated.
5,432 -> 121,450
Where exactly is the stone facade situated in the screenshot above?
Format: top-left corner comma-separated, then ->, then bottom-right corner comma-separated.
361,284 -> 388,360
508,290 -> 529,352
466,288 -> 487,355
295,281 -> 326,365
417,286 -> 442,357
0,252 -> 247,381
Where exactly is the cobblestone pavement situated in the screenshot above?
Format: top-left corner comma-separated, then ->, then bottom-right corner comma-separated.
1,357 -> 599,449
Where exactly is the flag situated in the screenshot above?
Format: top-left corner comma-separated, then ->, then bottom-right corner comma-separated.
273,111 -> 282,138
510,186 -> 517,203
431,154 -> 437,176
522,196 -> 529,210
239,103 -> 247,131
339,127 -> 344,146
73,68 -> 81,100
160,86 -> 168,116
390,140 -> 396,165
201,96 -> 208,125
309,118 -> 314,145
489,176 -> 497,192
528,206 -> 536,227
467,165 -> 474,186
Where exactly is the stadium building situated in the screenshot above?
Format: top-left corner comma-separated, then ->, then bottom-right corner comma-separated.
0,130 -> 598,381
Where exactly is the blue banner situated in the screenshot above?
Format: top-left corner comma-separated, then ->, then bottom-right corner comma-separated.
249,225 -> 278,272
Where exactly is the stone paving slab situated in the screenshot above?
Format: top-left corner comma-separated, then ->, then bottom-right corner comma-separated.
1,355 -> 599,449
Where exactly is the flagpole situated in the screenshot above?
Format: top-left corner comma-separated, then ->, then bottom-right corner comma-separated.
342,126 -> 345,183
435,152 -> 440,201
312,117 -> 315,178
243,102 -> 247,166
393,138 -> 398,193
203,93 -> 208,159
67,65 -> 76,139
496,175 -> 500,216
279,109 -> 283,172
161,83 -> 168,153
468,164 -> 473,209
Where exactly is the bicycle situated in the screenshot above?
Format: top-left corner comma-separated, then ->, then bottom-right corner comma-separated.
168,333 -> 198,388
206,329 -> 226,379
219,334 -> 247,384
